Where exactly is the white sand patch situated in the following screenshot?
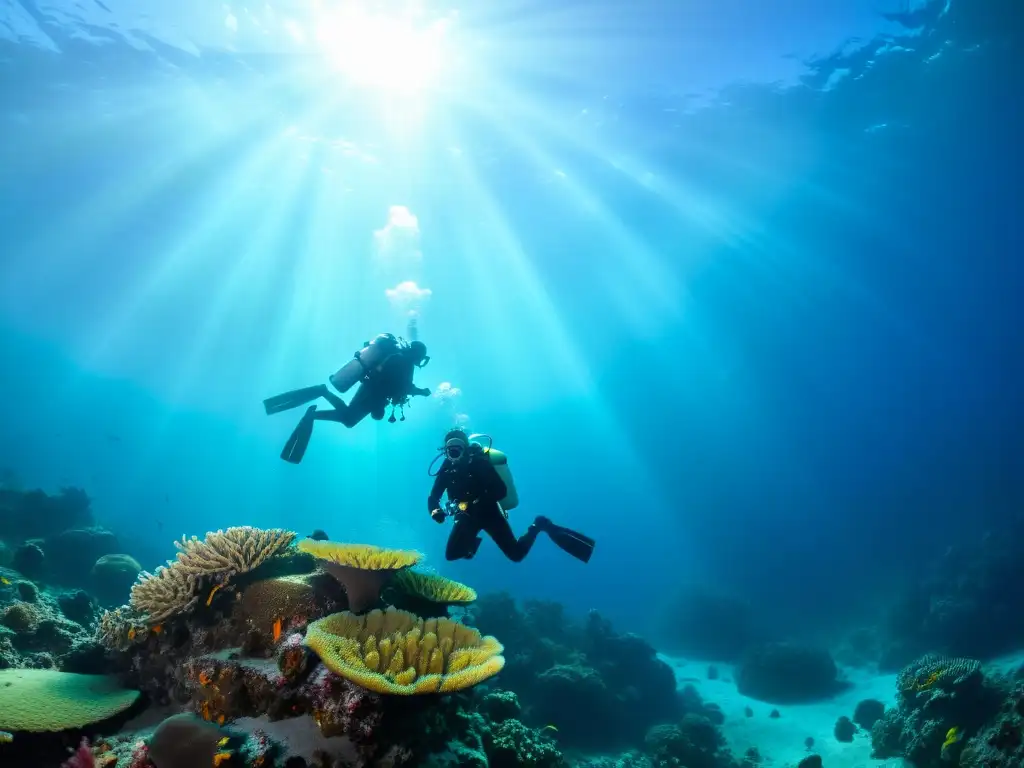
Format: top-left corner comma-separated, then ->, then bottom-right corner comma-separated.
661,655 -> 909,768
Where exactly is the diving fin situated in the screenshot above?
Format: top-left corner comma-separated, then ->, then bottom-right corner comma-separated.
281,405 -> 317,464
264,384 -> 328,416
544,522 -> 595,563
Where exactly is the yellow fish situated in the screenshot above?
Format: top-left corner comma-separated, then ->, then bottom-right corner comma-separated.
206,584 -> 224,607
0,577 -> 11,586
218,737 -> 230,748
942,726 -> 962,749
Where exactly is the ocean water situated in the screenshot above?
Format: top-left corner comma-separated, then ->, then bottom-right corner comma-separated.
0,0 -> 1021,652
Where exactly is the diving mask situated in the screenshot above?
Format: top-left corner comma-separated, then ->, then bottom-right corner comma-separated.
444,437 -> 469,462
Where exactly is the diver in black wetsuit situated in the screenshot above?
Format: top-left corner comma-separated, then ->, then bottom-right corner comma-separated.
263,332 -> 431,464
427,429 -> 595,563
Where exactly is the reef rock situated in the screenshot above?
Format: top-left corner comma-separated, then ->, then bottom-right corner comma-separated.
736,642 -> 846,703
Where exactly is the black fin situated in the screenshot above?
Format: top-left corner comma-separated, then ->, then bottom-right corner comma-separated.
545,523 -> 595,563
281,405 -> 317,464
264,385 -> 327,415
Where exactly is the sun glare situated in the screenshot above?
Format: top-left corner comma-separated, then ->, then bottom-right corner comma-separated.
314,8 -> 449,93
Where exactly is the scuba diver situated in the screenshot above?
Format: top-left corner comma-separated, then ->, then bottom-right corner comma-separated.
427,428 -> 595,564
263,328 -> 431,464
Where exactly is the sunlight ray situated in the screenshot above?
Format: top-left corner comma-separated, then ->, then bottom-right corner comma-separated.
445,143 -> 674,518
163,137 -> 316,404
469,75 -> 755,247
82,133 -> 296,370
453,94 -> 686,333
5,90 -> 286,314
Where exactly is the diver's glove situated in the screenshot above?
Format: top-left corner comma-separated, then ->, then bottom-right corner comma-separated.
430,508 -> 446,524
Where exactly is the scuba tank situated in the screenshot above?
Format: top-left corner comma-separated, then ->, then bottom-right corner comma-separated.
469,433 -> 520,511
329,333 -> 400,394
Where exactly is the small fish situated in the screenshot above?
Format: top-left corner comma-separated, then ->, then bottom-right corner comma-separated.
942,726 -> 963,749
206,584 -> 224,607
213,751 -> 232,767
273,618 -> 283,643
152,624 -> 163,635
0,577 -> 10,586
128,628 -> 137,641
218,737 -> 230,748
0,730 -> 13,743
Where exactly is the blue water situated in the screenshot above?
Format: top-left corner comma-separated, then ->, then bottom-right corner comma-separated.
0,0 -> 1020,641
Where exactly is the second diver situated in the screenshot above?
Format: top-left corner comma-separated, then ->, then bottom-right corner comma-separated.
264,329 -> 431,464
427,428 -> 595,563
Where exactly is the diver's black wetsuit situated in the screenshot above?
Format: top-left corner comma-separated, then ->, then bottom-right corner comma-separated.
315,351 -> 429,427
428,452 -> 541,562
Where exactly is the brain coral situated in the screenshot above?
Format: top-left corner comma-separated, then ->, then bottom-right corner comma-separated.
0,669 -> 140,731
304,607 -> 504,694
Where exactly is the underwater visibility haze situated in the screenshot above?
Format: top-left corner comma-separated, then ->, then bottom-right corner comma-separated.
0,0 -> 1023,767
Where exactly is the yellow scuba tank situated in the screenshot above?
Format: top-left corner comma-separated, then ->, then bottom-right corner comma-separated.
469,433 -> 519,511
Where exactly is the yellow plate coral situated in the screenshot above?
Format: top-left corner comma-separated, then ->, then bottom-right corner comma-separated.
391,569 -> 478,606
297,539 -> 422,614
304,607 -> 504,695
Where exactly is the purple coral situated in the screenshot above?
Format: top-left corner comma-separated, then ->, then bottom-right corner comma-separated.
61,739 -> 95,768
307,666 -> 383,742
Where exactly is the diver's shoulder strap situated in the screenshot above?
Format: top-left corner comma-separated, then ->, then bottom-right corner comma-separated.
485,448 -> 508,466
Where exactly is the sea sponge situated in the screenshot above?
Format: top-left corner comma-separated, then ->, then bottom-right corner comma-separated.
0,669 -> 140,731
130,527 -> 296,624
1,601 -> 39,632
304,607 -> 505,695
391,569 -> 478,606
234,572 -> 346,641
298,539 -> 421,614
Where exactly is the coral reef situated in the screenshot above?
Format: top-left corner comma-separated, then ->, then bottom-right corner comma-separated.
0,487 -> 93,541
882,524 -> 1024,666
644,714 -> 741,768
1,570 -> 104,672
735,643 -> 847,703
130,527 -> 297,624
959,675 -> 1024,768
469,593 -> 680,750
870,653 -> 1005,768
2,513 -> 702,768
